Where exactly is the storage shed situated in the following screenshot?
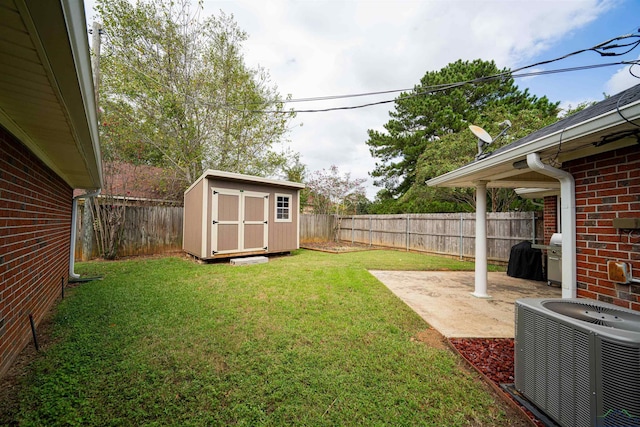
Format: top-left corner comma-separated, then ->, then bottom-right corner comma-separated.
183,170 -> 305,260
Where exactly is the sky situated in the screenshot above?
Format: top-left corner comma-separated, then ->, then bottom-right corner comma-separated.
84,0 -> 640,198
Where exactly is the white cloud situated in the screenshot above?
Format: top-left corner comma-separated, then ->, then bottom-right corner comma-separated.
85,0 -> 625,199
221,0 -> 616,198
605,56 -> 640,95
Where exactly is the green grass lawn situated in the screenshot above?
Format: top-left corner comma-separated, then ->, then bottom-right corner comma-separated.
11,249 -> 514,426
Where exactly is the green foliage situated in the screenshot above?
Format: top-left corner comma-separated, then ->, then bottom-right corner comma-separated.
559,100 -> 598,118
281,153 -> 309,212
305,166 -> 368,215
12,253 -> 510,426
401,105 -> 558,213
366,59 -> 559,212
97,0 -> 297,189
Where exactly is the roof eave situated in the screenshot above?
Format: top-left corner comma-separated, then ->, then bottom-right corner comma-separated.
59,0 -> 103,189
205,169 -> 306,189
427,98 -> 640,188
185,169 -> 306,194
10,0 -> 102,190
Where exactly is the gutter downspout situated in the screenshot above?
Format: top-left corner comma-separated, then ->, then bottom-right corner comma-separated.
70,189 -> 101,279
526,153 -> 576,298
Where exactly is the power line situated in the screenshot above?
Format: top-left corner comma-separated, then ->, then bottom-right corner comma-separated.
104,29 -> 640,114
230,60 -> 640,114
222,31 -> 640,110
278,88 -> 415,103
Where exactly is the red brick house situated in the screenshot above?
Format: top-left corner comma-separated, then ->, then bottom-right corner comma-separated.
428,84 -> 640,310
0,1 -> 102,377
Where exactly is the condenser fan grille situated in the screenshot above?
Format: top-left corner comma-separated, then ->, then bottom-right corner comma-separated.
542,301 -> 640,332
516,298 -> 640,427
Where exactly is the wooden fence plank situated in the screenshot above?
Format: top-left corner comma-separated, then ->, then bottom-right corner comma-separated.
75,203 -> 183,259
300,214 -> 336,242
76,208 -> 540,263
327,212 -> 542,263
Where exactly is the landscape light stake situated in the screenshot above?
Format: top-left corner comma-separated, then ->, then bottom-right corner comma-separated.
61,276 -> 65,299
29,314 -> 39,352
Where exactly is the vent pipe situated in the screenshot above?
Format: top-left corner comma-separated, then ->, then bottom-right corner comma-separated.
526,153 -> 576,298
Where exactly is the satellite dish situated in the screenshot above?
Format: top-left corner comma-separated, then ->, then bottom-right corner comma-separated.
470,121 -> 512,160
469,125 -> 492,143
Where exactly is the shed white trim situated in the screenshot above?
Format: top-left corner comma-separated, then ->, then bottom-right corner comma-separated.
185,169 -> 305,195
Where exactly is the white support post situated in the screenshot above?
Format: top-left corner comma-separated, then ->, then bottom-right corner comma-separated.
473,181 -> 490,298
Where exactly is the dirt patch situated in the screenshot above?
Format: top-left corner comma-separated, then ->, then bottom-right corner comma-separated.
0,308 -> 58,426
300,241 -> 376,253
411,328 -> 448,350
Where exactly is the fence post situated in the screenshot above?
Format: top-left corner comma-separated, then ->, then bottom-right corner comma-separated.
406,215 -> 410,252
460,213 -> 464,260
369,216 -> 372,247
351,216 -> 354,244
532,210 -> 536,243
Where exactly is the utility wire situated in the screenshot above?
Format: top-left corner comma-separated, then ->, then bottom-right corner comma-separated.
278,88 -> 414,103
106,30 -> 640,114
228,60 -> 640,114
226,31 -> 640,109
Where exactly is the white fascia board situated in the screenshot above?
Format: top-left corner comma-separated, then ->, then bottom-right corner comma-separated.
516,187 -> 560,199
203,169 -> 306,189
60,0 -> 103,188
488,180 -> 561,189
427,100 -> 640,188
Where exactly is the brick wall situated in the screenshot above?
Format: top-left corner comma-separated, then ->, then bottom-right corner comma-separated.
564,145 -> 640,310
543,195 -> 558,245
0,126 -> 73,378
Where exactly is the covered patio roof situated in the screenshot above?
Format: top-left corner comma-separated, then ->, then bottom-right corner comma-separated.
427,83 -> 640,300
427,84 -> 640,193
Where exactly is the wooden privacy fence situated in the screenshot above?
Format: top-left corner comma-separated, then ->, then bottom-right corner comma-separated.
320,212 -> 541,263
75,203 -> 183,260
75,209 -> 540,262
300,214 -> 337,242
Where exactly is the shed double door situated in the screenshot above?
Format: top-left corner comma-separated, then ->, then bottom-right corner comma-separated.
211,188 -> 269,255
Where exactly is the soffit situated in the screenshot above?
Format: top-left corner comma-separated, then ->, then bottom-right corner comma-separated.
0,0 -> 101,189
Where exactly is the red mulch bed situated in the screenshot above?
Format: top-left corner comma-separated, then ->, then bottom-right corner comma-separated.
449,338 -> 545,427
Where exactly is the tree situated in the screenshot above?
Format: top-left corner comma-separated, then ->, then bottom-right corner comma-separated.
305,166 -> 368,241
560,100 -> 597,118
305,166 -> 367,215
281,153 -> 309,211
366,59 -> 559,204
398,105 -> 561,213
96,0 -> 296,189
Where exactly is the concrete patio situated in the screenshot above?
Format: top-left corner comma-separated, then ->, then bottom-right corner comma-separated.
370,270 -> 561,338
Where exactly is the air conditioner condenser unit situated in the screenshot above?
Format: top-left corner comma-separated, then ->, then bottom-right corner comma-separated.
515,298 -> 640,427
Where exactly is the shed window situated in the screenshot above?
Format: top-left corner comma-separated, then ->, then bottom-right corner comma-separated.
275,194 -> 291,222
